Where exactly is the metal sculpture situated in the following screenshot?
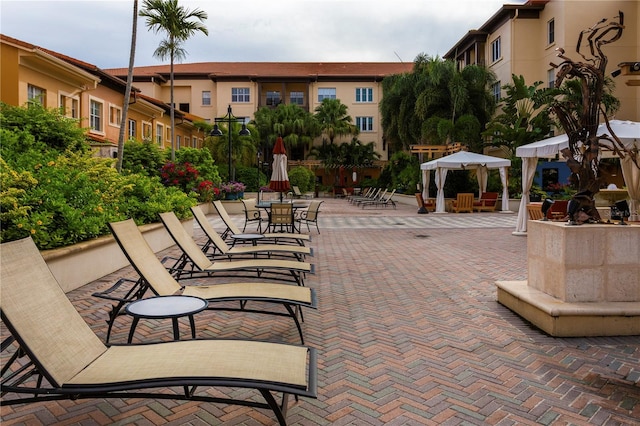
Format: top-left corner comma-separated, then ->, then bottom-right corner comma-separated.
550,11 -> 638,224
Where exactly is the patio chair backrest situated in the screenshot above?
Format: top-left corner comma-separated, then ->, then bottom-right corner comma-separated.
270,203 -> 294,226
305,200 -> 323,220
109,219 -> 185,296
190,205 -> 232,254
242,198 -> 261,220
158,212 -> 213,271
0,237 -> 107,387
454,193 -> 474,211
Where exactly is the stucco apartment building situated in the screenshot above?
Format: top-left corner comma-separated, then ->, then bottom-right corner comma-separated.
445,0 -> 639,131
0,34 -> 209,158
104,62 -> 413,162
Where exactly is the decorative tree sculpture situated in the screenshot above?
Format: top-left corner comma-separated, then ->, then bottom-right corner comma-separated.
550,11 -> 638,223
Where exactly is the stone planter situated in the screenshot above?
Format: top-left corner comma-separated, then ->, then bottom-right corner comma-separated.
42,219 -> 193,294
497,221 -> 640,336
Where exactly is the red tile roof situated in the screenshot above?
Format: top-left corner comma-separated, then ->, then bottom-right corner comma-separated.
105,62 -> 414,80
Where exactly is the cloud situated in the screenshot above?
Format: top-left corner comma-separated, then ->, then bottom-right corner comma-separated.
1,0 -> 525,68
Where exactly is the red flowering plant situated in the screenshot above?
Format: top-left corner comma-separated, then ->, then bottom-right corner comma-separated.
196,180 -> 222,202
159,162 -> 199,193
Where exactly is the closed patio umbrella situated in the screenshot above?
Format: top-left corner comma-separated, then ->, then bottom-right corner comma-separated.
269,136 -> 290,201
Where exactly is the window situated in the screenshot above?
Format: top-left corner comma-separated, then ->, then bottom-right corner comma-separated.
548,69 -> 556,88
109,104 -> 122,127
184,136 -> 191,147
318,88 -> 336,102
232,87 -> 250,103
492,81 -> 501,102
290,91 -> 304,105
156,123 -> 163,145
27,84 -> 46,104
70,98 -> 78,118
266,91 -> 281,106
128,119 -> 136,139
491,37 -> 501,63
547,19 -> 555,45
355,88 -> 373,103
142,121 -> 152,141
176,135 -> 181,149
59,94 -> 79,119
202,91 -> 211,106
179,102 -> 190,113
89,98 -> 104,132
356,116 -> 374,132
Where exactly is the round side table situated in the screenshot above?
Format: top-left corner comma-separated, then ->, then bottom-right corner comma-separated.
125,295 -> 208,343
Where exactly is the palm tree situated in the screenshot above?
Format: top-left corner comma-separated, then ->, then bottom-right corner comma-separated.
314,98 -> 358,145
380,54 -> 496,152
116,0 -> 138,173
139,0 -> 208,161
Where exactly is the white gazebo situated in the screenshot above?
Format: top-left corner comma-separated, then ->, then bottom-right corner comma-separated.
420,151 -> 511,213
513,120 -> 640,235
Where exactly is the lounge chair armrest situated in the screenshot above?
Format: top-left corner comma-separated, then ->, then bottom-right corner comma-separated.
92,277 -> 139,302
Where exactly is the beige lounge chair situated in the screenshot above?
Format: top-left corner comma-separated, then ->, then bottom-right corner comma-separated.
451,193 -> 474,213
191,205 -> 313,261
213,200 -> 310,246
154,214 -> 313,286
1,237 -> 317,425
99,218 -> 317,343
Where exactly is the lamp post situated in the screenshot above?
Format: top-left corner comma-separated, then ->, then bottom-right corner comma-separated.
210,105 -> 250,181
256,150 -> 261,203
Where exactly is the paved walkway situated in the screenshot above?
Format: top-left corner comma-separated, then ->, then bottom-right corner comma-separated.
2,199 -> 638,425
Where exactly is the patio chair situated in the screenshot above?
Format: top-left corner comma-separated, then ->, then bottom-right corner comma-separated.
473,192 -> 499,212
526,203 -> 544,220
1,237 -> 317,425
241,198 -> 265,232
415,193 -> 435,213
191,205 -> 313,261
213,200 -> 310,246
267,203 -> 295,234
451,193 -> 474,213
297,200 -> 324,234
154,214 -> 313,286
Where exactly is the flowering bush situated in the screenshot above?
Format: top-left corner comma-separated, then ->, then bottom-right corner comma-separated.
221,181 -> 246,195
196,180 -> 222,202
160,162 -> 199,193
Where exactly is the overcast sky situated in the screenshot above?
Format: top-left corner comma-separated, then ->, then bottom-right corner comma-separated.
1,0 -> 526,69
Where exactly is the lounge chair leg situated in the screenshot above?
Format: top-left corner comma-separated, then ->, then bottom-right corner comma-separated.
259,389 -> 288,426
284,304 -> 305,344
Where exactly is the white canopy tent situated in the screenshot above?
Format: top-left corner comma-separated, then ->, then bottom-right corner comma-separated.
513,120 -> 640,234
420,151 -> 511,213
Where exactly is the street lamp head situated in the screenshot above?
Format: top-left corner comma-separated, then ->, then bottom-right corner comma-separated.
239,124 -> 251,136
210,124 -> 223,137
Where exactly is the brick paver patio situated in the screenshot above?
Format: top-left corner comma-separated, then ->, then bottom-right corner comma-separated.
2,198 -> 638,425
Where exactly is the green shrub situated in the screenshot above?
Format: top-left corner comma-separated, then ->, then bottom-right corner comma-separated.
122,140 -> 166,177
235,165 -> 263,192
0,102 -> 87,152
288,167 -> 315,193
